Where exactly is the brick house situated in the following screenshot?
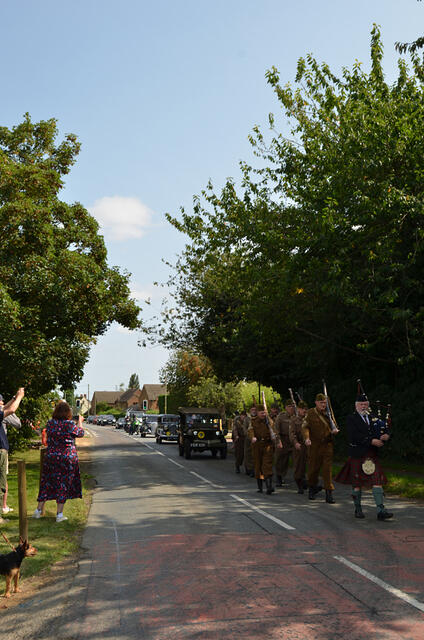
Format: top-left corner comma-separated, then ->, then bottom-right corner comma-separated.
118,388 -> 142,410
139,384 -> 167,411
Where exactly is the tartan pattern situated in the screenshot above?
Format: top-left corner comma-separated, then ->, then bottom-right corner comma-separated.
335,451 -> 387,487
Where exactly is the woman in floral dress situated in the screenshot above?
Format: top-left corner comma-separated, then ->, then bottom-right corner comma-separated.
33,401 -> 84,522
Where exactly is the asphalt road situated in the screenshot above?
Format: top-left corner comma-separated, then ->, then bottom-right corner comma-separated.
3,424 -> 424,639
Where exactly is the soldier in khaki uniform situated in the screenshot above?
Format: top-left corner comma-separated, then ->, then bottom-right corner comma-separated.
302,393 -> 339,503
232,410 -> 247,473
243,406 -> 255,477
289,400 -> 309,494
248,404 -> 281,495
273,400 -> 295,486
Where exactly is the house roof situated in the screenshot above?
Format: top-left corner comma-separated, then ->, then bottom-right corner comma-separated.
92,391 -> 122,404
119,388 -> 141,403
142,384 -> 167,400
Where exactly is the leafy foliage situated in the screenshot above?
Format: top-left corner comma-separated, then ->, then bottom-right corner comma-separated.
186,376 -> 242,414
0,114 -> 141,444
159,350 -> 213,406
0,114 -> 141,411
152,27 -> 424,459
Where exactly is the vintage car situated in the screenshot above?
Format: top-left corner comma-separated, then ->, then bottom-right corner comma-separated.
140,414 -> 159,437
177,407 -> 228,459
155,414 -> 180,444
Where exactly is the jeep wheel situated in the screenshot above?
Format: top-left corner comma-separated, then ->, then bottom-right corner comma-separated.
220,447 -> 227,459
211,449 -> 218,458
184,442 -> 192,459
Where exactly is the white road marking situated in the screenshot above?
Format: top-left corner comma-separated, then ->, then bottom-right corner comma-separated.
334,555 -> 424,613
85,429 -> 98,438
167,458 -> 185,469
190,471 -> 221,489
230,494 -> 296,531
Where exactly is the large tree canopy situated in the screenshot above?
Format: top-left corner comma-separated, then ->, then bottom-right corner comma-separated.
0,114 -> 140,399
153,27 -> 424,458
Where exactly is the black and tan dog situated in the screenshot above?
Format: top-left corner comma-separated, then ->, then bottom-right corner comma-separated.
0,538 -> 37,598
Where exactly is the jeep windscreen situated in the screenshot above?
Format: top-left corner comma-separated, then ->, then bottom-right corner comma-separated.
189,416 -> 221,428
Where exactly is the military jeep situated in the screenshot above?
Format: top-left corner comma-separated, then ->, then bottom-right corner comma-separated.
177,407 -> 228,459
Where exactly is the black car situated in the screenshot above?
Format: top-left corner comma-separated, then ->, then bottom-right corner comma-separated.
177,407 -> 228,459
116,417 -> 126,429
155,414 -> 180,444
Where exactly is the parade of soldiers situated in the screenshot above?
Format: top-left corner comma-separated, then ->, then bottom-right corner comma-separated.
231,381 -> 393,521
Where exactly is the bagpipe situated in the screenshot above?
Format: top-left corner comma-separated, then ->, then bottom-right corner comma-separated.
357,379 -> 391,438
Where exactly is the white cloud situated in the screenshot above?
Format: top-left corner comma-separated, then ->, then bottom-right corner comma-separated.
89,196 -> 153,241
130,286 -> 153,302
115,324 -> 134,335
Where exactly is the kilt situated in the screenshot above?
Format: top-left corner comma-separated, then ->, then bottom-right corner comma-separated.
335,451 -> 387,487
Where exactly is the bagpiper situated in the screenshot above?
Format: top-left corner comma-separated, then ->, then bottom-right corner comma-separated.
335,392 -> 393,520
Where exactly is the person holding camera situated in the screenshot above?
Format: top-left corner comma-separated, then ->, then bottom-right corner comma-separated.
0,388 -> 25,521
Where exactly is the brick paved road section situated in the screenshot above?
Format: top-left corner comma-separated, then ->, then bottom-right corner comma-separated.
68,530 -> 424,640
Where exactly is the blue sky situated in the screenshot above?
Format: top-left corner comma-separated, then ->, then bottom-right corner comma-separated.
1,0 -> 423,395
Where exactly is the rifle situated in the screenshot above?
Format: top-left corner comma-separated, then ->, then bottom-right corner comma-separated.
288,388 -> 298,416
322,379 -> 339,433
262,391 -> 276,443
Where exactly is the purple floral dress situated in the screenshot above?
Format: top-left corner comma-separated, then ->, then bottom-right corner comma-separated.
37,419 -> 84,503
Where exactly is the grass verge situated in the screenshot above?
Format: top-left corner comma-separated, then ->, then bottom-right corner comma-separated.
0,438 -> 93,584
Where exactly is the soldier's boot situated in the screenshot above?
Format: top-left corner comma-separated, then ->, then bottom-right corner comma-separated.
352,489 -> 364,519
309,485 -> 323,500
276,475 -> 283,487
372,487 -> 393,520
265,477 -> 274,495
235,465 -> 240,474
296,480 -> 304,495
256,479 -> 263,493
325,489 -> 336,504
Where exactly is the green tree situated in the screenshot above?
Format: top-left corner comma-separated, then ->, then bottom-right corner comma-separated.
0,114 -> 140,411
187,376 -> 242,415
154,27 -> 424,458
128,373 -> 140,389
159,350 -> 213,406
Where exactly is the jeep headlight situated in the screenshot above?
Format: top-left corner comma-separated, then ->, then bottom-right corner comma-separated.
216,431 -> 220,436
193,430 -> 198,435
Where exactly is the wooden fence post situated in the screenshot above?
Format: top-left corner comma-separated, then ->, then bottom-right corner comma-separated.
39,448 -> 46,515
17,460 -> 28,542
